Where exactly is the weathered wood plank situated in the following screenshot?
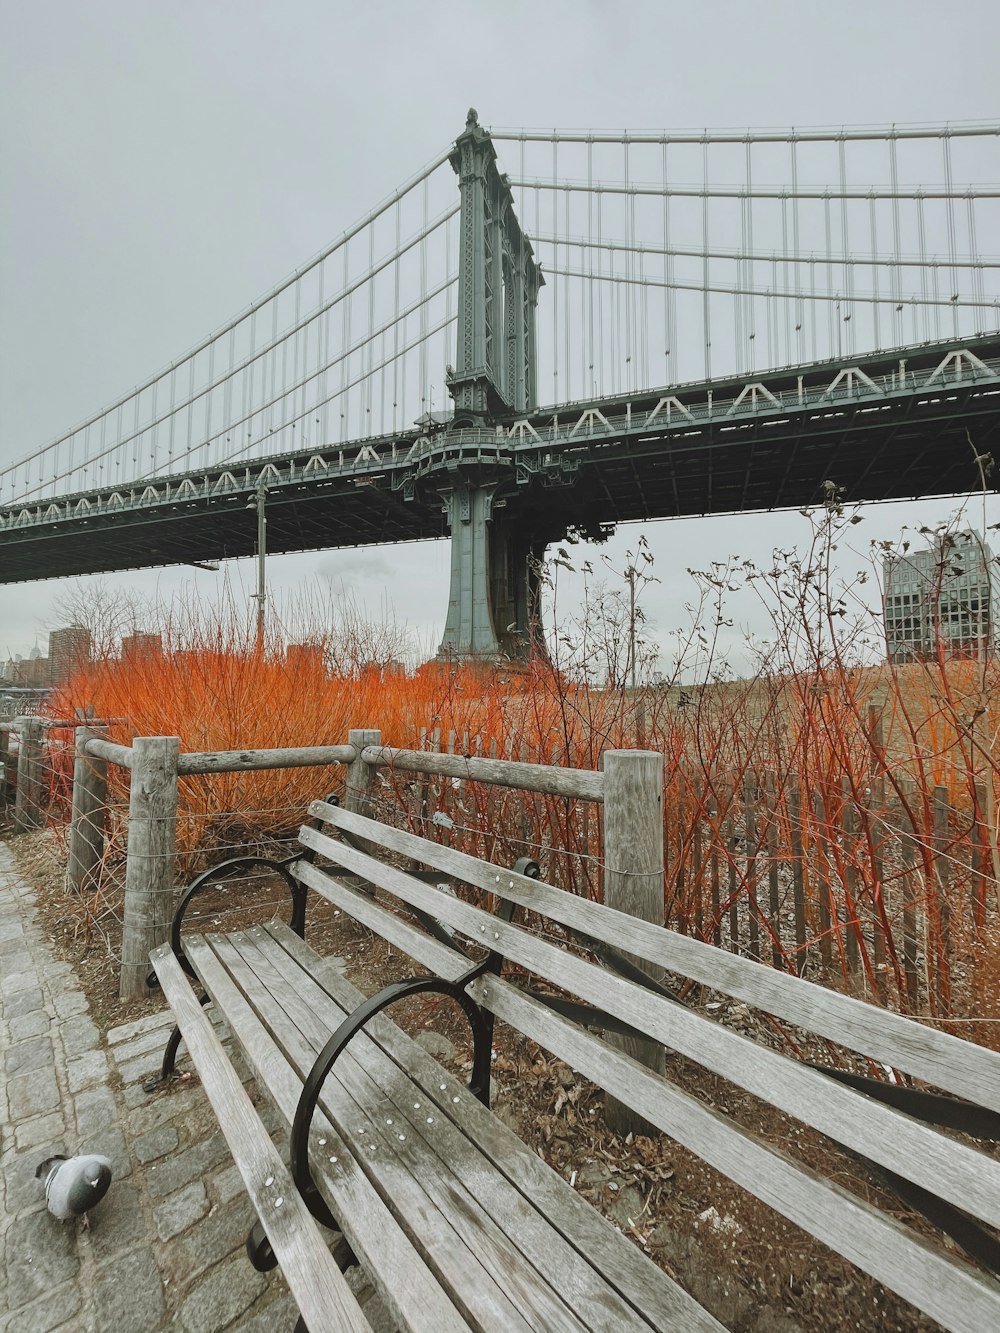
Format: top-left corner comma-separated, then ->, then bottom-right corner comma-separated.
177,744 -> 356,775
602,749 -> 665,1135
226,931 -> 621,1333
216,932 -> 580,1333
304,804 -> 1000,1114
266,923 -> 711,1320
265,921 -> 725,1333
181,935 -> 470,1333
82,735 -> 134,768
149,945 -> 373,1333
296,822 -> 1000,1226
360,745 -> 604,802
120,736 -> 179,1001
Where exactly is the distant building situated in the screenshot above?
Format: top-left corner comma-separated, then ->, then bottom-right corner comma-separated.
121,632 -> 163,663
883,531 -> 999,662
14,656 -> 52,687
48,625 -> 92,685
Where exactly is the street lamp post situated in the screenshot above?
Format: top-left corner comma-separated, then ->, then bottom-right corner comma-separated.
249,481 -> 267,653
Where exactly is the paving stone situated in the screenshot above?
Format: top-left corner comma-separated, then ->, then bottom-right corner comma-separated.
0,968 -> 37,997
210,1162 -> 247,1206
8,1009 -> 51,1042
145,1131 -> 231,1199
66,1048 -> 110,1092
5,1207 -> 80,1308
134,1124 -> 179,1163
5,1035 -> 55,1078
110,1025 -> 175,1064
0,948 -> 33,975
233,1289 -> 300,1331
3,1141 -> 66,1214
116,1046 -> 171,1086
52,991 -> 88,1020
179,1253 -> 267,1333
106,1009 -> 172,1045
93,1245 -> 165,1333
179,1194 -> 257,1277
0,920 -> 25,943
124,1084 -> 201,1138
4,987 -> 45,1019
14,1111 -> 66,1152
6,1281 -> 83,1333
78,1127 -> 130,1179
58,1013 -> 100,1056
88,1181 -> 145,1262
7,1068 -> 60,1121
74,1085 -> 118,1139
155,1180 -> 210,1240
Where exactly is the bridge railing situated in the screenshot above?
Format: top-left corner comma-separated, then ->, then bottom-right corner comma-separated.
2,346 -> 997,526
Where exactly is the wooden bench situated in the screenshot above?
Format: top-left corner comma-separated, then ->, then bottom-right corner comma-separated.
150,793 -> 1000,1333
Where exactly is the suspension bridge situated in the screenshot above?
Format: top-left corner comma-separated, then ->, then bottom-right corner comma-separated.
2,110 -> 998,658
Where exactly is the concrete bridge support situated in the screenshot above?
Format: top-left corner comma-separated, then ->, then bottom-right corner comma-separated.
437,480 -> 551,662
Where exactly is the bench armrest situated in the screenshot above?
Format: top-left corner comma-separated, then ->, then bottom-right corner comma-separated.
164,855 -> 307,979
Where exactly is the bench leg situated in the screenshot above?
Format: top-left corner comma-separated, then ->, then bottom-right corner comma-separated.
142,992 -> 211,1093
246,1217 -> 357,1275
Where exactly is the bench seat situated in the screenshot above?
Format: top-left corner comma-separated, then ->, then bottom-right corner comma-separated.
153,919 -> 723,1333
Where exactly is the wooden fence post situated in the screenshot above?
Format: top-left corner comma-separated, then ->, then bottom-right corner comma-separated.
344,728 -> 382,818
0,726 -> 9,809
68,727 -> 107,894
602,748 -> 665,1136
14,717 -> 44,832
120,736 -> 179,1002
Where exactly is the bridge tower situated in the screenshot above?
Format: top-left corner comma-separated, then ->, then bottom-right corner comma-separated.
432,110 -> 554,662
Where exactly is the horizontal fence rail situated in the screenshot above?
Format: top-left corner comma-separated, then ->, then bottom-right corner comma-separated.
361,744 -> 606,802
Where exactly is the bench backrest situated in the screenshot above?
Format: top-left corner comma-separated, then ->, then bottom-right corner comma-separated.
294,799 -> 1000,1333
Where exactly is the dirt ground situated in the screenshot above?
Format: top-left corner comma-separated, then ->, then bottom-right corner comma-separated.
11,826 -> 987,1333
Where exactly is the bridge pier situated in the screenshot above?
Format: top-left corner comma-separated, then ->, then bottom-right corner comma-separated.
437,480 -> 552,662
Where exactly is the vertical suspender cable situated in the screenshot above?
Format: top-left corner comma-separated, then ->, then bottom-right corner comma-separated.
564,181 -> 572,400
869,193 -> 881,349
662,141 -> 670,384
791,135 -> 803,362
890,132 -> 903,349
702,136 -> 711,382
824,193 -> 834,358
368,215 -> 376,429
340,239 -> 350,440
588,138 -> 595,395
393,199 -> 401,433
915,191 -> 930,342
420,178 -> 429,417
838,135 -> 853,357
943,134 -> 960,337
745,136 -> 755,373
552,139 -> 559,403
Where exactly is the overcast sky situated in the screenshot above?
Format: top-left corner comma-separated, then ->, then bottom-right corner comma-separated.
1,1 -> 997,668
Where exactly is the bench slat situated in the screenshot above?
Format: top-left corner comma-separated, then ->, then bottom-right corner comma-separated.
470,972 -> 1000,1333
148,945 -> 373,1333
263,920 -> 726,1333
215,930 -> 582,1333
182,934 -> 471,1333
298,822 -> 1000,1230
307,801 -> 1000,1113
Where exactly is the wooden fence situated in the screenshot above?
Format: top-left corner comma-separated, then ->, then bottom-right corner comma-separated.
4,715 -> 997,1020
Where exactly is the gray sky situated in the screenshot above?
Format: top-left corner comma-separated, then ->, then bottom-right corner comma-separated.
1,1 -> 997,666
